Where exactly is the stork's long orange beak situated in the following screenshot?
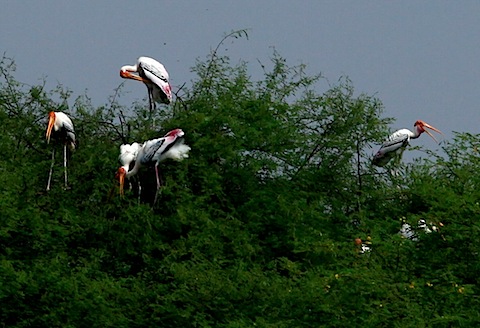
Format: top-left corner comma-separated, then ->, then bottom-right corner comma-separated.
116,167 -> 126,197
46,112 -> 55,144
415,120 -> 444,143
120,70 -> 149,83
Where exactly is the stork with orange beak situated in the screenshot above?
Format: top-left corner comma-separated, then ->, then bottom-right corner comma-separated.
45,111 -> 76,190
116,129 -> 190,202
120,56 -> 172,114
373,120 -> 443,167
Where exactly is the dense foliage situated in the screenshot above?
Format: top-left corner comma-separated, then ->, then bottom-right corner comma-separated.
1,35 -> 480,326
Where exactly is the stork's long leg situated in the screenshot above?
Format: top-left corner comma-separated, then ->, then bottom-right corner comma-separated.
148,89 -> 156,128
155,164 -> 161,190
137,179 -> 142,205
64,143 -> 68,189
148,89 -> 155,114
46,148 -> 55,191
153,188 -> 162,205
153,164 -> 162,204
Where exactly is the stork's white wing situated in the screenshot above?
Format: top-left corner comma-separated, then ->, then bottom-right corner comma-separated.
140,61 -> 169,85
141,137 -> 166,164
137,57 -> 172,104
372,133 -> 409,166
56,112 -> 76,145
161,140 -> 191,162
379,134 -> 409,154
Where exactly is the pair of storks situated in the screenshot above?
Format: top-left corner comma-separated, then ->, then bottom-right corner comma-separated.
45,57 -> 190,195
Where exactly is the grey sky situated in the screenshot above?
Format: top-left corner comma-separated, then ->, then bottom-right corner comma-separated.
2,1 -> 479,158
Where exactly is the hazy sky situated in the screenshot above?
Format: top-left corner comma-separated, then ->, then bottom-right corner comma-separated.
2,1 -> 479,157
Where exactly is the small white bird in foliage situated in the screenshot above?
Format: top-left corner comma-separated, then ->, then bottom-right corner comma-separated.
355,237 -> 372,254
116,142 -> 143,196
45,111 -> 76,191
120,56 -> 172,112
399,219 -> 441,241
373,120 -> 443,167
399,221 -> 417,241
116,129 -> 190,198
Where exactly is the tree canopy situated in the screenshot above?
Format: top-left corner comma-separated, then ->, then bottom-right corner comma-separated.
1,33 -> 479,327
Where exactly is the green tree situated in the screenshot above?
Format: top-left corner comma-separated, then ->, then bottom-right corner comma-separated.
1,29 -> 479,326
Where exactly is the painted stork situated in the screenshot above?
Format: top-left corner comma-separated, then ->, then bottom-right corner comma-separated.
120,56 -> 172,113
373,120 -> 443,167
117,129 -> 190,200
45,111 -> 76,191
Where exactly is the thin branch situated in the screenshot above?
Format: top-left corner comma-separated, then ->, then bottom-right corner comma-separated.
195,29 -> 249,97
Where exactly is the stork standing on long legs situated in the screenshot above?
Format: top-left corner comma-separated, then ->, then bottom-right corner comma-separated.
116,129 -> 190,203
45,111 -> 76,191
120,56 -> 172,119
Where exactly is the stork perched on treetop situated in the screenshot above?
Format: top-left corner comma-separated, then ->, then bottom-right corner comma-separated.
45,111 -> 76,191
372,120 -> 443,167
116,129 -> 190,201
120,56 -> 172,114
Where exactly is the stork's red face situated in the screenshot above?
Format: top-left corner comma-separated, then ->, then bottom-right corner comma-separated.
46,111 -> 56,144
116,167 -> 126,196
414,120 -> 443,143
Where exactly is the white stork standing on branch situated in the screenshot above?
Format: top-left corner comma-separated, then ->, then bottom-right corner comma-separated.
372,120 -> 443,167
120,56 -> 172,115
45,111 -> 76,191
116,129 -> 190,202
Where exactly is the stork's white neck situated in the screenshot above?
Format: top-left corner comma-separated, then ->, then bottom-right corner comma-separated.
411,126 -> 424,139
121,164 -> 130,173
125,161 -> 141,179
